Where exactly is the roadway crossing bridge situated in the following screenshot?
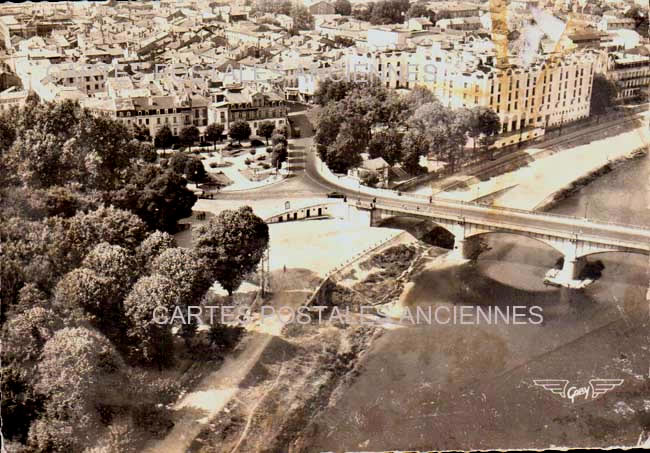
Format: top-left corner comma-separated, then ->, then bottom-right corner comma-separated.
355,198 -> 650,285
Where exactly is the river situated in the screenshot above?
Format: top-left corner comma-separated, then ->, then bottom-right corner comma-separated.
306,156 -> 650,451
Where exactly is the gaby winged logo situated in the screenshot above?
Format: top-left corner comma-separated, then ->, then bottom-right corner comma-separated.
533,379 -> 624,403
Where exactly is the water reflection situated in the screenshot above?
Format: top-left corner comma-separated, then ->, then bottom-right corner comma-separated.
306,157 -> 650,451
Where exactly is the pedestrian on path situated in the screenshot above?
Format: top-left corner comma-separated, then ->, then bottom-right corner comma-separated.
283,265 -> 286,273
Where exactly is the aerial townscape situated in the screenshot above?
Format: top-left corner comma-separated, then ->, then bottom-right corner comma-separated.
1,0 -> 650,452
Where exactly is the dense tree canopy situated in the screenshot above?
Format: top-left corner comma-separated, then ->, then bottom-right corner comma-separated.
229,120 -> 252,144
31,327 -> 128,451
103,163 -> 196,232
315,83 -> 501,176
150,248 -> 212,307
179,125 -> 200,149
193,206 -> 269,295
154,125 -> 174,149
590,73 -> 618,117
258,120 -> 276,144
205,122 -> 225,147
334,0 -> 352,16
123,275 -> 178,364
0,99 -> 223,451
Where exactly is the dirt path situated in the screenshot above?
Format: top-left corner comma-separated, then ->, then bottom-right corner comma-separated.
142,270 -> 316,453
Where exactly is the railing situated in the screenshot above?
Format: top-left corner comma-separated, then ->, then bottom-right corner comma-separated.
361,200 -> 650,250
312,144 -> 650,234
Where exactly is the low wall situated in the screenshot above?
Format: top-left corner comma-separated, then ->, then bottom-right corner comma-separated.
265,202 -> 338,223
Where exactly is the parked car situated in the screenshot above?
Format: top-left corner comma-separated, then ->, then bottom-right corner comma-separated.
327,191 -> 345,199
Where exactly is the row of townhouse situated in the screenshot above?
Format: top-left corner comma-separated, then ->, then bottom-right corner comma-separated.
82,93 -> 209,138
81,84 -> 288,140
207,85 -> 288,136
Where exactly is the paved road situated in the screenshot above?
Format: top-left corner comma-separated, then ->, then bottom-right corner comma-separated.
207,107 -> 650,250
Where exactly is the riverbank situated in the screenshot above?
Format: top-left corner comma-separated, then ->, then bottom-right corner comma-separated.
535,148 -> 647,212
434,112 -> 649,211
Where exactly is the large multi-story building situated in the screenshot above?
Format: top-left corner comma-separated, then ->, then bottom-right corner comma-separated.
412,40 -> 598,142
345,36 -> 599,146
82,93 -> 209,138
207,85 -> 288,137
607,52 -> 650,102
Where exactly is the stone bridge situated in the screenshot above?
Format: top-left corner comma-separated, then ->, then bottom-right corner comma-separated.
356,199 -> 650,286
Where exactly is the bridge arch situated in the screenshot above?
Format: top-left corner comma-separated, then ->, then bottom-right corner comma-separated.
576,249 -> 650,260
375,215 -> 462,244
465,230 -> 567,256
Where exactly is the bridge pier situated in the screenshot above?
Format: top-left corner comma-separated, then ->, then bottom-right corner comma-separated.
559,257 -> 585,281
545,254 -> 587,288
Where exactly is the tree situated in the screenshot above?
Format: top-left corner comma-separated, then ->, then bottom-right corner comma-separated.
367,129 -> 403,165
150,248 -> 212,307
136,231 -> 176,270
193,206 -> 269,296
258,121 -> 275,144
131,123 -> 151,142
1,359 -> 46,444
408,102 -> 469,173
404,86 -> 438,112
470,106 -> 501,158
32,327 -> 127,452
154,125 -> 174,150
325,124 -> 364,173
271,132 -> 288,146
123,275 -> 178,365
3,307 -> 62,365
204,123 -> 224,150
313,79 -> 363,106
168,151 -> 190,175
369,0 -> 410,25
2,100 -> 153,190
229,120 -> 252,145
179,318 -> 198,348
315,101 -> 345,150
0,112 -> 16,154
179,125 -> 200,151
50,206 -> 147,267
407,3 -> 434,21
290,4 -> 314,30
401,128 -> 430,175
271,142 -> 288,169
590,74 -> 618,121
81,242 -> 137,297
48,205 -> 148,271
53,268 -> 113,324
208,323 -> 244,350
334,0 -> 352,16
104,163 -> 196,233
185,156 -> 207,183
